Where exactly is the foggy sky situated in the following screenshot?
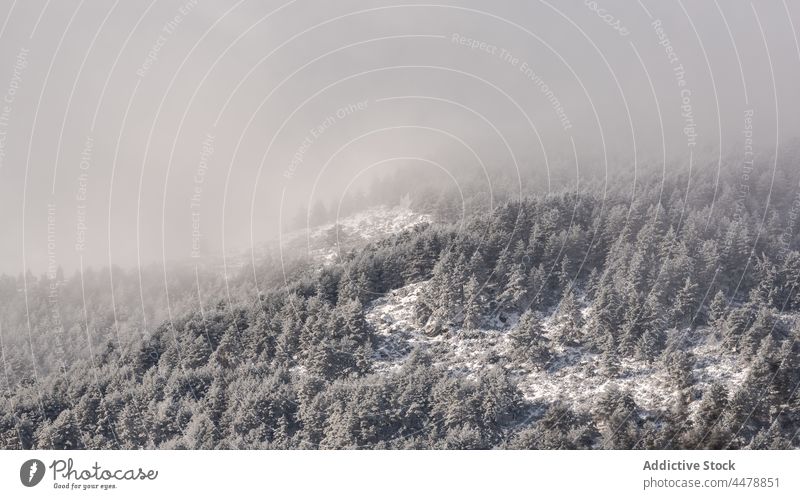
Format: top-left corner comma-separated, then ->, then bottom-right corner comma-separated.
1,0 -> 799,275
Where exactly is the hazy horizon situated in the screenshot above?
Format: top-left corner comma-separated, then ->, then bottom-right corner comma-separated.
1,0 -> 800,275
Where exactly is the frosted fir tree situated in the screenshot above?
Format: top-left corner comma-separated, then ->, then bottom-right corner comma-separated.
509,310 -> 550,368
671,277 -> 699,327
600,331 -> 620,377
707,290 -> 728,331
462,274 -> 483,330
554,290 -> 584,346
499,263 -> 528,313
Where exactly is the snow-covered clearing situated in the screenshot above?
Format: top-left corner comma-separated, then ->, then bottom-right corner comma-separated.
286,206 -> 432,264
365,280 -> 749,416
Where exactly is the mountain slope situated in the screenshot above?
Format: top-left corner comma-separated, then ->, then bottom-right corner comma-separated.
2,169 -> 800,450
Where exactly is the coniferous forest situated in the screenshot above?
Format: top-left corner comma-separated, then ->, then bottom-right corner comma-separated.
1,160 -> 800,450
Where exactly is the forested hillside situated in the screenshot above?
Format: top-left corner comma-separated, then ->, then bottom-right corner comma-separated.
2,161 -> 800,450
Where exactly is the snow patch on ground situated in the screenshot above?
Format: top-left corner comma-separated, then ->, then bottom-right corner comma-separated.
287,206 -> 432,264
365,280 -> 749,416
219,205 -> 432,273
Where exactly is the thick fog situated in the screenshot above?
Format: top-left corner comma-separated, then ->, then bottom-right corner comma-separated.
0,0 -> 799,275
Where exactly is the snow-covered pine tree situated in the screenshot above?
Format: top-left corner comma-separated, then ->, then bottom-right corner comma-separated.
600,331 -> 620,377
671,277 -> 699,327
554,290 -> 583,346
509,310 -> 549,368
499,263 -> 528,313
462,274 -> 483,330
636,328 -> 665,363
707,290 -> 728,332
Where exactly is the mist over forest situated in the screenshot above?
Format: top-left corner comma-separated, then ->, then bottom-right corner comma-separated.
1,1 -> 800,450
